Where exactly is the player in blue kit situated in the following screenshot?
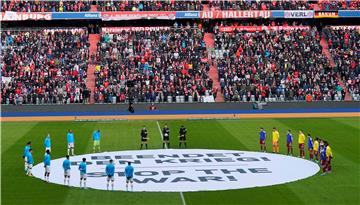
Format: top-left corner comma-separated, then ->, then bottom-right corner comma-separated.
125,162 -> 134,191
79,158 -> 87,188
307,134 -> 314,161
26,149 -> 34,176
23,141 -> 31,172
259,128 -> 266,152
43,150 -> 51,182
62,155 -> 71,186
92,130 -> 101,153
67,130 -> 75,156
106,159 -> 115,190
286,130 -> 293,155
44,134 -> 51,153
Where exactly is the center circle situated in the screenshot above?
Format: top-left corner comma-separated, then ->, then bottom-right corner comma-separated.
31,149 -> 320,192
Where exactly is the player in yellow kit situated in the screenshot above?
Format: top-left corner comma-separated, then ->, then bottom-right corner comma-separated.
313,138 -> 320,162
298,130 -> 306,158
272,127 -> 280,153
325,141 -> 333,174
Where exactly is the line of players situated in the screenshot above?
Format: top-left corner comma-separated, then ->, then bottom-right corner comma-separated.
22,125 -> 187,190
22,131 -> 135,191
259,127 -> 334,175
140,124 -> 188,149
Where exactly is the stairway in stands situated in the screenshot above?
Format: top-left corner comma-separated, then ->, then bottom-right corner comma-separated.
312,3 -> 321,10
86,34 -> 100,104
320,35 -> 352,101
320,36 -> 335,68
90,4 -> 97,11
202,3 -> 210,11
204,33 -> 224,102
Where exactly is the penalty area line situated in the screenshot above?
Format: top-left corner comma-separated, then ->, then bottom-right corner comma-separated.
156,121 -> 187,205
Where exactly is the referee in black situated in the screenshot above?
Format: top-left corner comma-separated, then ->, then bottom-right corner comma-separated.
179,125 -> 187,148
162,124 -> 170,148
140,126 -> 148,149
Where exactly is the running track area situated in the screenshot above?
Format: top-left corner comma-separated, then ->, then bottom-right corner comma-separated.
1,108 -> 359,122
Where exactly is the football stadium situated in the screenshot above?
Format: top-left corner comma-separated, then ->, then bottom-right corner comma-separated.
1,1 -> 360,205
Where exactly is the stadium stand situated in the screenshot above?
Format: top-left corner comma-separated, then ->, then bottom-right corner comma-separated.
209,0 -> 314,10
0,0 -> 92,12
1,28 -> 90,104
1,0 -> 358,104
324,26 -> 360,101
1,0 -> 358,12
214,24 -> 342,102
318,0 -> 360,10
94,25 -> 213,104
96,0 -> 203,11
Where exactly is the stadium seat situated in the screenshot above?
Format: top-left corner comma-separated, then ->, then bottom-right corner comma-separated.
188,95 -> 193,103
180,96 -> 185,103
167,96 -> 173,103
242,95 -> 247,102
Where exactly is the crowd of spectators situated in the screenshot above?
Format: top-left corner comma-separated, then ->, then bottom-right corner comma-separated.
1,0 -> 92,12
1,0 -> 359,12
94,25 -> 212,103
214,25 -> 342,102
318,0 -> 360,10
1,29 -> 90,105
97,0 -> 203,12
324,27 -> 359,100
209,0 -> 315,10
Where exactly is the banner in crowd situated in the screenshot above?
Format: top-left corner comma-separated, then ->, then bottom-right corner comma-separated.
200,10 -> 271,19
0,11 -> 52,21
284,10 -> 314,18
219,26 -> 311,32
338,10 -> 360,17
52,12 -> 100,20
1,77 -> 12,84
101,11 -> 176,21
175,11 -> 200,19
271,10 -> 284,18
102,27 -> 171,33
329,25 -> 360,30
315,11 -> 338,18
43,28 -> 86,34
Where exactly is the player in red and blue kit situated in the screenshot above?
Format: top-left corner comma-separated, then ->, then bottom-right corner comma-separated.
286,130 -> 293,155
259,128 -> 266,152
307,134 -> 314,161
320,145 -> 327,175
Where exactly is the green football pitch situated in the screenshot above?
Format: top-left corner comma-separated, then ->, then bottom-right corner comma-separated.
1,117 -> 359,205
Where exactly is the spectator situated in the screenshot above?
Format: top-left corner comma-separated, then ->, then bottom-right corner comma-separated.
318,0 -> 360,10
1,29 -> 90,105
96,0 -> 203,12
1,0 -> 358,12
214,25 -> 338,102
1,0 -> 92,12
324,27 -> 360,100
210,0 -> 313,10
94,25 -> 212,103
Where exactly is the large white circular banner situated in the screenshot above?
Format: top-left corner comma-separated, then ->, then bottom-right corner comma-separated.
32,149 -> 319,192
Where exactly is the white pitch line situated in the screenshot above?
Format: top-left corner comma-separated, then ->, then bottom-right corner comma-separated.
156,121 -> 186,205
156,120 -> 167,149
179,192 -> 187,205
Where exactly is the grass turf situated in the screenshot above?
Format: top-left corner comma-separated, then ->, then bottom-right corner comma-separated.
1,117 -> 359,205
